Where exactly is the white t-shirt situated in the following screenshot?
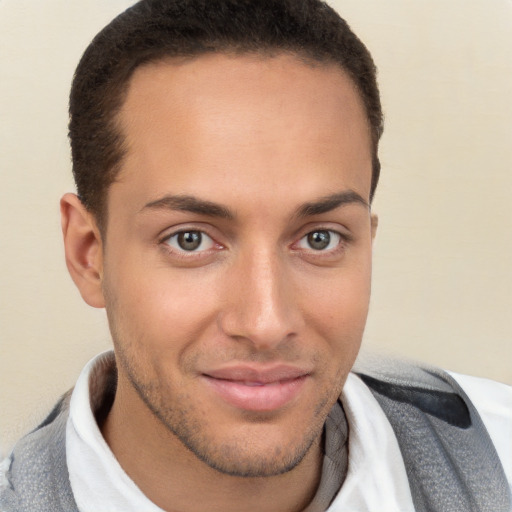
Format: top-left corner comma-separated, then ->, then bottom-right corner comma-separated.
66,352 -> 512,512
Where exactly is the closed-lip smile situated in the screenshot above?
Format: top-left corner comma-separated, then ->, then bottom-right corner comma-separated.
202,364 -> 311,411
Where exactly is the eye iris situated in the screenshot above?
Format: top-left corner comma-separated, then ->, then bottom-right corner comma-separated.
177,231 -> 202,251
307,230 -> 330,250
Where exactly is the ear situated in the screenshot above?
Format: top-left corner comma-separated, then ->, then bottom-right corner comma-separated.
60,193 -> 105,308
371,213 -> 378,242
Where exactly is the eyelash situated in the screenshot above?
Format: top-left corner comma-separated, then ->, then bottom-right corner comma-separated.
160,229 -> 222,260
159,227 -> 351,260
293,228 -> 351,259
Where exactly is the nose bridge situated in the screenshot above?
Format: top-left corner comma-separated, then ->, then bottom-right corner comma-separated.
220,242 -> 298,348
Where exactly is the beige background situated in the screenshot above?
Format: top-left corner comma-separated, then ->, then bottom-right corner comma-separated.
1,0 -> 511,457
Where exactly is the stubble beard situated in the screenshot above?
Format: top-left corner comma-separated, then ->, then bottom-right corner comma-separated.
103,283 -> 339,479
117,343 -> 327,478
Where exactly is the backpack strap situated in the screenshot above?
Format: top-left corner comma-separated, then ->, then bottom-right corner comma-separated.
0,392 -> 79,512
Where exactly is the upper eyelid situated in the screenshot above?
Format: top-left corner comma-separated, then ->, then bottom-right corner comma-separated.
165,230 -> 215,251
164,230 -> 213,241
159,230 -> 221,260
290,227 -> 353,255
159,224 -> 219,243
293,224 -> 353,243
297,229 -> 344,245
162,229 -> 216,244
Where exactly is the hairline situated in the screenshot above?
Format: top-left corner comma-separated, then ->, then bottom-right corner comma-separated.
93,48 -> 376,238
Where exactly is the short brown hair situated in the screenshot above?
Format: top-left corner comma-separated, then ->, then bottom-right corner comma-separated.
69,0 -> 383,229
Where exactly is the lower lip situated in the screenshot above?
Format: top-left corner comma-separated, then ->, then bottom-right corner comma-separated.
202,375 -> 308,412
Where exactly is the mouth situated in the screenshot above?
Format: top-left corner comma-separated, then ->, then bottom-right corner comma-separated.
201,365 -> 311,412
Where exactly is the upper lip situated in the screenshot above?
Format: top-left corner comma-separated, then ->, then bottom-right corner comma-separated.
203,365 -> 311,384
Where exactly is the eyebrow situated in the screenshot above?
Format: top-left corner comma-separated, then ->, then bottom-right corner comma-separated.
141,189 -> 368,220
142,195 -> 234,219
296,190 -> 369,217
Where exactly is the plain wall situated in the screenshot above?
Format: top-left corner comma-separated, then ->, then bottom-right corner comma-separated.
1,0 -> 511,456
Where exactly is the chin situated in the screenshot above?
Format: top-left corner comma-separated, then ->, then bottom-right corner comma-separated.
185,430 -> 321,478
136,376 -> 323,478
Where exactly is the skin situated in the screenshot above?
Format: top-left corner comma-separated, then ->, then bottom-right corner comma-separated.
61,53 -> 377,512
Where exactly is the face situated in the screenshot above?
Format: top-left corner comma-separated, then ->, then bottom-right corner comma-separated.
100,54 -> 375,477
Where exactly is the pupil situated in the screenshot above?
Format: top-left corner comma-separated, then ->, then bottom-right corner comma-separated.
178,231 -> 201,251
308,230 -> 330,250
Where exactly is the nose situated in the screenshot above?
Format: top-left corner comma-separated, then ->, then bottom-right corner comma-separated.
218,247 -> 302,350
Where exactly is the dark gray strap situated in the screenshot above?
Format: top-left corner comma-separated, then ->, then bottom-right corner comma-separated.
0,393 -> 79,512
356,360 -> 511,512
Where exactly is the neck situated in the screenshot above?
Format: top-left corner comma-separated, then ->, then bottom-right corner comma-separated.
102,374 -> 324,512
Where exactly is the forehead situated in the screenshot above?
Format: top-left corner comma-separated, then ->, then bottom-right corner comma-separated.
110,53 -> 372,214
120,52 -> 369,144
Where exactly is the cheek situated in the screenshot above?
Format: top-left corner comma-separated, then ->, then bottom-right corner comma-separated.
304,266 -> 371,328
299,259 -> 372,364
105,261 -> 222,352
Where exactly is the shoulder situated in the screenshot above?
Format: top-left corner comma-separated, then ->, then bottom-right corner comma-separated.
351,355 -> 511,510
449,371 -> 512,417
449,371 -> 512,486
353,355 -> 475,426
0,391 -> 78,512
353,355 -> 512,433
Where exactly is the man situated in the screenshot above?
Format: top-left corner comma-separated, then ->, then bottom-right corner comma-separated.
1,1 -> 510,511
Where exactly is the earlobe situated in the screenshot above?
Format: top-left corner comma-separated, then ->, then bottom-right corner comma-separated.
60,193 -> 105,308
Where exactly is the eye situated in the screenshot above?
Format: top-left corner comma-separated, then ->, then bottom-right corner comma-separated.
297,229 -> 342,251
164,230 -> 215,252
